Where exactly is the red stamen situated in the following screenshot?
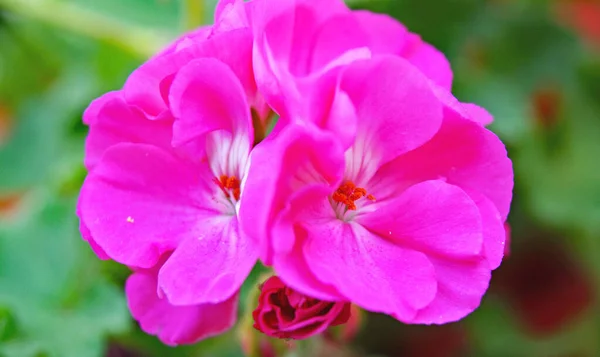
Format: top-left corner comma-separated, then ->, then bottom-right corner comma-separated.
332,181 -> 375,211
214,175 -> 241,201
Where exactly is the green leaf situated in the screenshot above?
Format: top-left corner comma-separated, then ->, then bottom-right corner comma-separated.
0,194 -> 130,357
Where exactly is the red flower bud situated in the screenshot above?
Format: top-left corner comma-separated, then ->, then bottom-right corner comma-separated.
252,276 -> 351,340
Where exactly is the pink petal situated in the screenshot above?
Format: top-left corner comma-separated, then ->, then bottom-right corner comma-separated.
273,227 -> 345,301
359,180 -> 483,260
462,103 -> 494,126
250,0 -> 348,55
82,91 -> 172,170
126,263 -> 238,346
78,143 -> 217,268
153,27 -> 212,58
124,29 -> 254,118
239,122 -> 345,264
429,84 -> 494,126
249,0 -> 348,115
213,0 -> 248,32
169,58 -> 253,149
408,257 -> 491,324
77,217 -> 110,260
352,10 -> 409,55
309,13 -> 369,73
374,115 -> 513,220
401,34 -> 453,90
296,70 -> 358,150
467,190 -> 506,270
340,56 -> 443,168
76,193 -> 110,260
158,216 -> 257,305
304,221 -> 437,321
214,0 -> 237,21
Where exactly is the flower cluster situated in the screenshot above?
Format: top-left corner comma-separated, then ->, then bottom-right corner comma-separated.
78,0 -> 513,345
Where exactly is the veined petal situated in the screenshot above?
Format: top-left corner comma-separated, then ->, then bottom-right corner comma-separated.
239,123 -> 345,264
304,221 -> 437,321
169,57 -> 253,173
372,115 -> 513,220
339,56 -> 443,175
359,180 -> 483,260
78,143 -> 218,268
169,57 -> 253,148
158,216 -> 257,305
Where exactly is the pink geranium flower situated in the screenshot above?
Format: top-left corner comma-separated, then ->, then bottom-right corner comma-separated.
78,0 -> 268,344
240,56 -> 513,324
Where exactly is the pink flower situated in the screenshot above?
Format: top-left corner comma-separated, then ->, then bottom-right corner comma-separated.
240,56 -> 513,324
77,0 -> 268,343
249,0 -> 453,120
79,65 -> 258,301
252,276 -> 351,339
126,253 -> 238,346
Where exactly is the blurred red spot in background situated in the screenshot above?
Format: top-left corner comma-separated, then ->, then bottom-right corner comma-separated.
496,239 -> 594,336
555,0 -> 600,49
403,324 -> 469,357
0,103 -> 12,145
531,85 -> 562,129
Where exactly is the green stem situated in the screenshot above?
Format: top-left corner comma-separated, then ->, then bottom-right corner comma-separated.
0,0 -> 168,58
181,0 -> 204,31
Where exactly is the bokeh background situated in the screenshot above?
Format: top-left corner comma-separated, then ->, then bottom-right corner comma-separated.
1,0 -> 599,356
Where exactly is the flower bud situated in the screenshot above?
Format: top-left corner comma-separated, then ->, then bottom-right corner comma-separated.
252,276 -> 351,340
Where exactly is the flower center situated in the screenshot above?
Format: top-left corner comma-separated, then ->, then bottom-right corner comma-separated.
332,181 -> 375,211
214,175 -> 241,202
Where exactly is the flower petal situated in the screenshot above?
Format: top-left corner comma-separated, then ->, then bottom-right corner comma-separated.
408,257 -> 491,324
352,10 -> 409,55
272,226 -> 345,301
304,221 -> 437,321
82,91 -> 172,170
126,263 -> 238,346
467,190 -> 506,270
249,0 -> 348,115
340,56 -> 443,168
429,84 -> 494,126
77,217 -> 110,260
158,216 -> 257,304
359,180 -> 483,260
239,122 -> 345,264
401,34 -> 453,90
78,144 -> 217,268
462,103 -> 494,126
169,57 -> 253,151
309,13 -> 369,73
213,0 -> 248,32
373,115 -> 513,220
124,29 -> 254,118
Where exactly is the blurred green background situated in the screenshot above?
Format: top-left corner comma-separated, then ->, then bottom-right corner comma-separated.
0,0 -> 599,356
